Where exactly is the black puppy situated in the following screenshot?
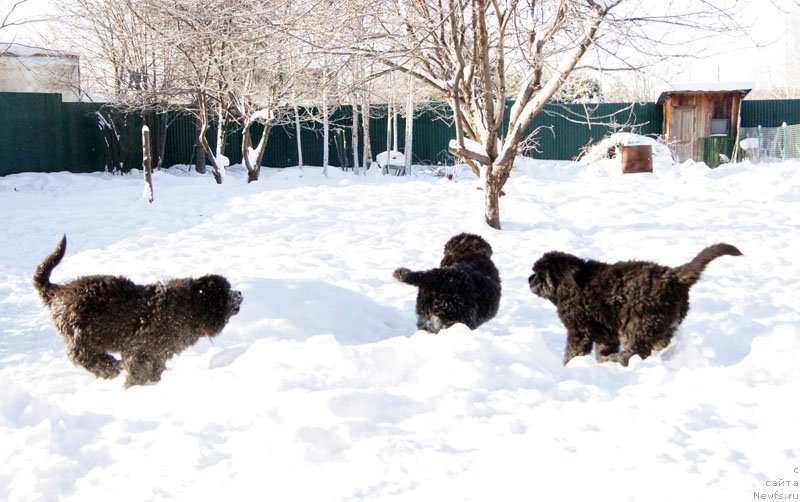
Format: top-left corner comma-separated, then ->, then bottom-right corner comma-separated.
394,233 -> 501,333
34,235 -> 243,387
528,243 -> 742,366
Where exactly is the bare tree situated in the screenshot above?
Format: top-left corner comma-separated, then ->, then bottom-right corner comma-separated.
604,67 -> 669,103
357,0 -> 746,229
157,0 -> 237,183
58,0 -> 184,170
234,16 -> 306,182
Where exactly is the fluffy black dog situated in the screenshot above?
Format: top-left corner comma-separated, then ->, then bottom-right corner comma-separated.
393,233 -> 501,333
34,235 -> 243,387
528,243 -> 742,366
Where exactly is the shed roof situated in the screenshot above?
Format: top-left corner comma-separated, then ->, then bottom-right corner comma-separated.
0,42 -> 78,60
656,81 -> 753,104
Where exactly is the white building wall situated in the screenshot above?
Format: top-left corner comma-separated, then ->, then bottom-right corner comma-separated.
0,44 -> 81,102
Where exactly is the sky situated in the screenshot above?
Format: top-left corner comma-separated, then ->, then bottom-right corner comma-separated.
1,0 -> 798,97
671,1 -> 797,88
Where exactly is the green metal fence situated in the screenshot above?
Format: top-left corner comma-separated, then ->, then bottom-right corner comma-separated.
0,91 -> 669,176
740,100 -> 800,128
526,102 -> 662,159
1,93 -> 64,174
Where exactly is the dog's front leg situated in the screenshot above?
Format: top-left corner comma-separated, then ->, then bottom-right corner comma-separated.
563,328 -> 593,365
393,268 -> 429,286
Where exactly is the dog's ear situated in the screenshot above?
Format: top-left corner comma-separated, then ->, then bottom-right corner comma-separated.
442,233 -> 492,263
531,252 -> 583,300
551,252 -> 585,288
190,275 -> 234,330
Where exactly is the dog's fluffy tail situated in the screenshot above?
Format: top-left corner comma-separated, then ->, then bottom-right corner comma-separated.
675,243 -> 742,286
33,235 -> 67,304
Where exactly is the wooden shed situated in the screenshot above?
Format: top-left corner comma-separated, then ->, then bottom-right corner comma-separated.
657,82 -> 752,164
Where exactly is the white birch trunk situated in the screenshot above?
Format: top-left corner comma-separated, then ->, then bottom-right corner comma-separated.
403,78 -> 414,175
362,97 -> 372,170
384,100 -> 392,175
215,108 -> 225,159
351,99 -> 360,174
392,103 -> 399,152
293,93 -> 304,168
323,84 -> 329,177
381,99 -> 394,174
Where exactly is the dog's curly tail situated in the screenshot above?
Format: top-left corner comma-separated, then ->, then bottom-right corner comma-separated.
675,243 -> 742,286
33,235 -> 67,304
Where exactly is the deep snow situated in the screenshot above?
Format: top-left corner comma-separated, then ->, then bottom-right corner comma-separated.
1,153 -> 799,501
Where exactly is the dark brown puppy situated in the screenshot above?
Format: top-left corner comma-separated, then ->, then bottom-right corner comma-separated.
394,233 -> 501,333
528,243 -> 742,366
33,236 -> 243,387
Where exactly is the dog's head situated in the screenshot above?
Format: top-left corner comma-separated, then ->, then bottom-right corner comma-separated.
440,233 -> 493,267
190,274 -> 243,335
528,251 -> 584,303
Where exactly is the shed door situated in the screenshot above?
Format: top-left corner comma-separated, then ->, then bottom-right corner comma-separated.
670,107 -> 695,162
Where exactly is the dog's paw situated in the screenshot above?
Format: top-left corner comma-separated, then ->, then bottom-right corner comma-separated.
597,351 -> 632,367
94,355 -> 122,379
393,267 -> 411,282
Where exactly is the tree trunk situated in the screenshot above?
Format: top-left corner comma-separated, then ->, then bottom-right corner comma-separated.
392,100 -> 399,152
362,97 -> 372,170
194,115 -> 206,175
482,166 -> 502,230
215,106 -> 228,160
255,125 -> 269,170
96,110 -> 123,173
198,113 -> 222,183
242,121 -> 271,183
142,110 -> 166,170
323,83 -> 329,177
293,99 -> 304,167
403,79 -> 414,176
155,113 -> 168,169
351,99 -> 360,174
242,121 -> 257,182
201,137 -> 223,184
383,100 -> 392,175
193,94 -> 222,183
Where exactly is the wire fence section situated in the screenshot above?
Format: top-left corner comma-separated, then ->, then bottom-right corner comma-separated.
738,123 -> 800,162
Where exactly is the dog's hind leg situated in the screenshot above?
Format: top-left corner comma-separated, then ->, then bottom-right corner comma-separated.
418,314 -> 447,333
67,345 -> 121,379
123,354 -> 167,388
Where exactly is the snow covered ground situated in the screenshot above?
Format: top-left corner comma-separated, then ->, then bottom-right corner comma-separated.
1,154 -> 799,501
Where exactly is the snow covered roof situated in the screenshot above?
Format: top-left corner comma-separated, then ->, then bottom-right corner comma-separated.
0,42 -> 78,60
656,81 -> 753,104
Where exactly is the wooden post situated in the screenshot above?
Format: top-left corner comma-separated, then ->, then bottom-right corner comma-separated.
142,126 -> 154,203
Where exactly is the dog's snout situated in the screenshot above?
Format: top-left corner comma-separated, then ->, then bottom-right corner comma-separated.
528,273 -> 536,285
230,290 -> 243,314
